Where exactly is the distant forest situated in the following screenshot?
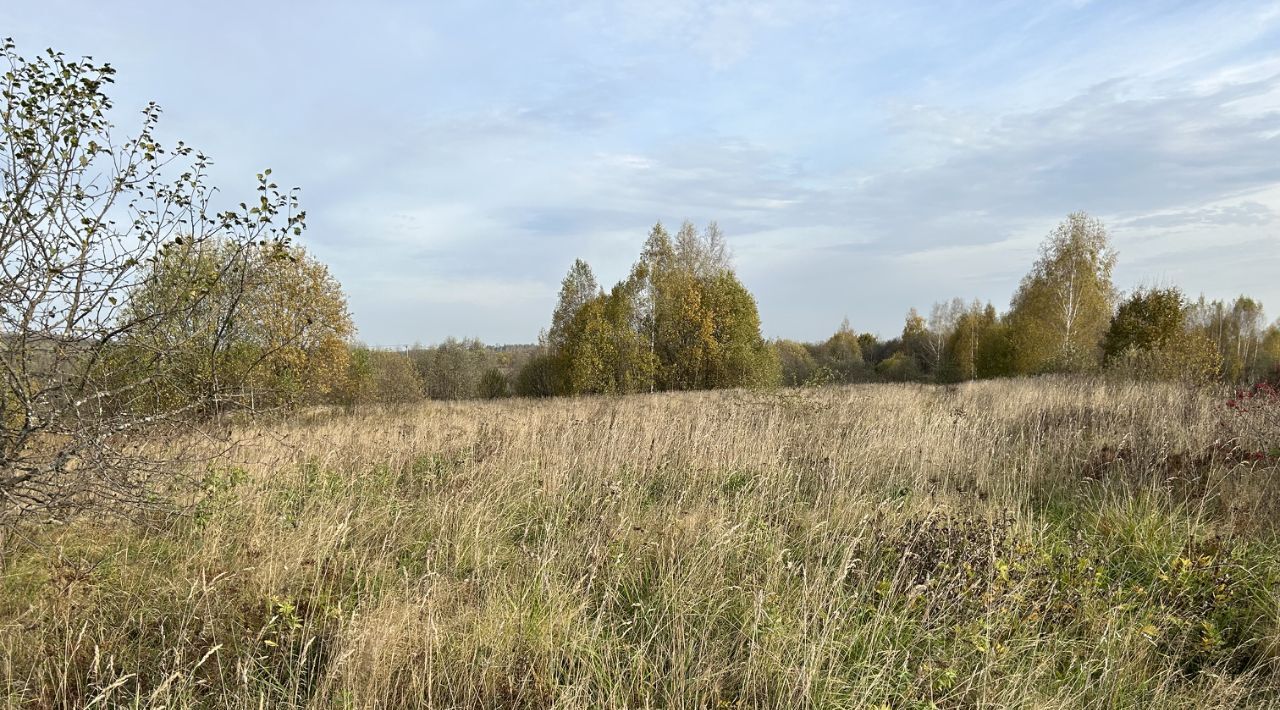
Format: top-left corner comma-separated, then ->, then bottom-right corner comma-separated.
339,212 -> 1280,404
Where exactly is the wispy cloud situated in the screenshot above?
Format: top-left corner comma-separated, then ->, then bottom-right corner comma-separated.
5,0 -> 1279,343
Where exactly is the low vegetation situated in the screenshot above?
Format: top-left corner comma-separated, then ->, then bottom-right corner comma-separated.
2,377 -> 1279,707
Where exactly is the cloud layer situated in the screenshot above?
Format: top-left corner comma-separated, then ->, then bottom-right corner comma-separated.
6,0 -> 1280,344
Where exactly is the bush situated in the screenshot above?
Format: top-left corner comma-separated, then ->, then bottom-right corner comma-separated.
344,348 -> 424,405
774,340 -> 818,387
479,368 -> 511,399
877,352 -> 922,381
515,353 -> 560,397
1106,332 -> 1222,386
811,322 -> 868,383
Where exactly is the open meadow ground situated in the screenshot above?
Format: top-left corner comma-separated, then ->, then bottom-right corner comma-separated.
3,379 -> 1280,708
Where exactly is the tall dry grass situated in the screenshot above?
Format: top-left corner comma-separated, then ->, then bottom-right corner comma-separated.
2,378 -> 1279,708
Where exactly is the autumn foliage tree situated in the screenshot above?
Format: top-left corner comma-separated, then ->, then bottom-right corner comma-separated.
1262,323 -> 1280,375
940,302 -> 999,382
1102,287 -> 1220,384
775,339 -> 822,386
700,270 -> 780,388
1007,212 -> 1117,373
533,221 -> 777,395
896,308 -> 932,376
0,40 -> 318,522
547,259 -> 599,352
124,240 -> 354,408
410,338 -> 490,400
478,368 -> 511,399
528,210 -> 1261,392
811,318 -> 867,382
1188,296 -> 1271,382
343,347 -> 423,405
1103,287 -> 1186,360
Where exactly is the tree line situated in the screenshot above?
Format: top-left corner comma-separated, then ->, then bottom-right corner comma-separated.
345,212 -> 1279,403
830,212 -> 1279,387
332,221 -> 779,403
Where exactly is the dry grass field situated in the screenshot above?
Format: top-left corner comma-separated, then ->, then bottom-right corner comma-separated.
2,378 -> 1280,708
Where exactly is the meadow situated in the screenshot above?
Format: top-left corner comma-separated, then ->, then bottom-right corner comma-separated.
2,378 -> 1279,708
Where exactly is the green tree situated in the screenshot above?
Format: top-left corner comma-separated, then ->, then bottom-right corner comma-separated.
701,271 -> 779,388
559,295 -> 616,394
600,280 -> 658,393
1103,287 -> 1187,361
478,368 -> 511,399
555,281 -> 658,396
1008,212 -> 1117,373
654,269 -> 715,390
775,340 -> 820,386
877,352 -> 921,382
975,319 -> 1017,379
548,259 -> 599,350
1102,287 -> 1220,384
941,301 -> 997,382
813,318 -> 866,383
856,333 -> 879,362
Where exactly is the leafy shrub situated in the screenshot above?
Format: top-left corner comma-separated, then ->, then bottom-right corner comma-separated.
1106,332 -> 1222,385
515,353 -> 560,397
478,368 -> 511,399
876,352 -> 922,381
774,339 -> 819,387
343,348 -> 424,405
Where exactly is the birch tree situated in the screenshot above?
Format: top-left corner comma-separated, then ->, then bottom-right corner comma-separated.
1008,212 -> 1117,373
547,259 -> 599,351
1187,295 -> 1269,382
926,298 -> 967,375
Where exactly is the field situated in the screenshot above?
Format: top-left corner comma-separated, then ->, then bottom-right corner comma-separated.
2,379 -> 1279,708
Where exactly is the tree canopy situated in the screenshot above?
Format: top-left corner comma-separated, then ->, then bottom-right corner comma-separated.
1007,212 -> 1117,373
528,221 -> 777,395
123,240 -> 354,408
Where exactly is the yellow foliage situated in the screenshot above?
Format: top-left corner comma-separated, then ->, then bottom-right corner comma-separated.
124,239 -> 354,408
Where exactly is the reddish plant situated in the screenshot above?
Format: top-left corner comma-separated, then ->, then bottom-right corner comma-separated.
1224,367 -> 1280,464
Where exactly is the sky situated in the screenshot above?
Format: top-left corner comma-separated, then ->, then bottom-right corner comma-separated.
6,1 -> 1280,346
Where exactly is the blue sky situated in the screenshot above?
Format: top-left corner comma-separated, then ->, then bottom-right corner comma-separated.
7,1 -> 1280,345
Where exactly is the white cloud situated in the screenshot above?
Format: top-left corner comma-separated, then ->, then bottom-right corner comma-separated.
18,0 -> 1278,343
